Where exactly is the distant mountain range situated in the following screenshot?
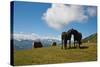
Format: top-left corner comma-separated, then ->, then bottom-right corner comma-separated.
13,39 -> 33,50
82,33 -> 97,43
12,33 -> 61,50
13,38 -> 61,50
13,33 -> 97,50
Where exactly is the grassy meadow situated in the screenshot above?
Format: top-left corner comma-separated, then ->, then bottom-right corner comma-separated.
14,43 -> 97,66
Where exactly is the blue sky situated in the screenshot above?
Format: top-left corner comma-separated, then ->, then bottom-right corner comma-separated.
13,1 -> 97,39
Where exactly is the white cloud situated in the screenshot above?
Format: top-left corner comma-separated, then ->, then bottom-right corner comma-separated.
41,35 -> 61,40
42,4 -> 97,30
13,33 -> 40,41
13,33 -> 60,41
42,4 -> 88,30
87,6 -> 97,17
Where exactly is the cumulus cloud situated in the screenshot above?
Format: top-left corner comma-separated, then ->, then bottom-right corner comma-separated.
42,4 -> 97,30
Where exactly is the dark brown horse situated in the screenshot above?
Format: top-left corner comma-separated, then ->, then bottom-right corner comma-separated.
33,41 -> 43,48
69,29 -> 82,48
61,31 -> 71,49
61,28 -> 82,49
52,42 -> 57,46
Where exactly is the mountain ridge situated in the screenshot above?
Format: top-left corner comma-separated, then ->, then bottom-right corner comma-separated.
82,33 -> 97,43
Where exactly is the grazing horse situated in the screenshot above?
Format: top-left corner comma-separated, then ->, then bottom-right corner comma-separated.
74,32 -> 82,48
61,28 -> 82,49
52,42 -> 57,46
33,41 -> 43,48
61,31 -> 71,49
69,28 -> 82,48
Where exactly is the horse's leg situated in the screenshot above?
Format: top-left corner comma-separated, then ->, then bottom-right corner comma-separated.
64,40 -> 67,49
69,40 -> 71,48
66,40 -> 67,49
74,40 -> 75,48
79,40 -> 81,48
61,39 -> 63,49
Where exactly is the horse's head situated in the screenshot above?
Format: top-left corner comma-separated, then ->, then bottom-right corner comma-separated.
67,28 -> 76,35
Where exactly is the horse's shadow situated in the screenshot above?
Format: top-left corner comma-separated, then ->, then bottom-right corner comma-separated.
67,46 -> 88,49
79,46 -> 89,49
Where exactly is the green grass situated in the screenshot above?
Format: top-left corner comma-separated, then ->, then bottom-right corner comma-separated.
82,33 -> 97,43
14,43 -> 97,66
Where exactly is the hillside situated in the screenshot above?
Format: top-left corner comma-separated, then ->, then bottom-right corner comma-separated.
14,43 -> 97,66
82,33 -> 97,43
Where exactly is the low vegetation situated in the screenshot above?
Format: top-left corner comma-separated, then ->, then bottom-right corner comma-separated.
14,43 -> 97,66
82,33 -> 97,43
